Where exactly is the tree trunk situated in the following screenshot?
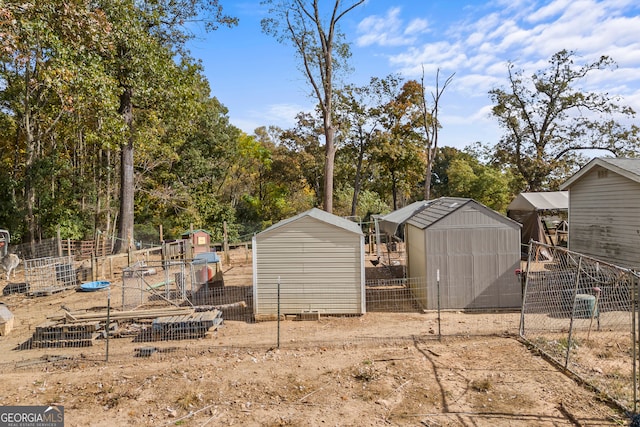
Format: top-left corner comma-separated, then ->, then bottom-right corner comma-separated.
22,67 -> 37,249
323,120 -> 336,213
113,87 -> 135,254
350,128 -> 366,217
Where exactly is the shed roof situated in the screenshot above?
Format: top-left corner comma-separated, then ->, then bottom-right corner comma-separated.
259,208 -> 363,236
181,229 -> 211,236
377,200 -> 432,236
406,197 -> 520,230
560,158 -> 640,190
507,191 -> 568,212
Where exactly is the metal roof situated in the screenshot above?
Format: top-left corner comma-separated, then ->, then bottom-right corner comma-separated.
406,197 -> 520,230
560,157 -> 640,189
376,200 -> 432,236
181,229 -> 211,235
507,191 -> 568,212
259,208 -> 363,236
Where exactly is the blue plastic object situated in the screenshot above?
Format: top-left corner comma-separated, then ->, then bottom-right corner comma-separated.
79,280 -> 111,292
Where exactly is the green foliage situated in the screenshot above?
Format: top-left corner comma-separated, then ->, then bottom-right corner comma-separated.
333,186 -> 390,219
490,50 -> 639,192
134,223 -> 160,245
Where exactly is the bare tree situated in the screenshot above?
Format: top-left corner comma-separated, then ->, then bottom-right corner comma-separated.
262,0 -> 364,213
419,67 -> 454,200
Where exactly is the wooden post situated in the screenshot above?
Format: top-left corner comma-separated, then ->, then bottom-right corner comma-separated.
159,224 -> 164,242
92,253 -> 97,282
57,226 -> 62,257
223,221 -> 230,265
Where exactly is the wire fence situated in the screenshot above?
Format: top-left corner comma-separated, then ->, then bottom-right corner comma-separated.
520,241 -> 640,412
0,248 -> 522,370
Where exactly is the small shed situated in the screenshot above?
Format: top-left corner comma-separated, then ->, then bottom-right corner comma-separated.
181,229 -> 211,256
253,208 -> 365,318
507,191 -> 568,247
560,157 -> 640,269
405,197 -> 521,310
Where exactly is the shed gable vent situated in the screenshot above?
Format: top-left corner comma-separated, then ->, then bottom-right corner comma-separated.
597,169 -> 608,179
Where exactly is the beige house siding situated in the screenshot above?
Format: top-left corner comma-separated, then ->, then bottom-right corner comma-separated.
253,214 -> 365,316
566,165 -> 640,269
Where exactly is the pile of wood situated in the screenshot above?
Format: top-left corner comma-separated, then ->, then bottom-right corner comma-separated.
28,306 -> 224,348
152,309 -> 222,340
32,321 -> 101,348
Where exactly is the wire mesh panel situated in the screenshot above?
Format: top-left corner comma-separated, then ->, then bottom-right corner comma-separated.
521,241 -> 639,411
366,277 -> 426,312
24,256 -> 77,295
122,260 -> 196,310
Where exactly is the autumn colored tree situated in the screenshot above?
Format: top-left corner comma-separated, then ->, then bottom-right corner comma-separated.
261,0 -> 364,213
334,75 -> 402,216
490,50 -> 639,192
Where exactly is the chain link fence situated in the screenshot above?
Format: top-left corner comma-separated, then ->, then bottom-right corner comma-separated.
0,250 -> 523,367
520,241 -> 640,412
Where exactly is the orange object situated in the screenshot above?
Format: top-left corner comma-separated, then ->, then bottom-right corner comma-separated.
200,265 -> 214,282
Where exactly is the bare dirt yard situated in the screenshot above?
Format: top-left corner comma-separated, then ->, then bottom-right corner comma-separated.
0,249 -> 629,426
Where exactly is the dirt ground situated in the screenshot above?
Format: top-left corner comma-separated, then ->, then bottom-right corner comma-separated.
0,249 -> 629,426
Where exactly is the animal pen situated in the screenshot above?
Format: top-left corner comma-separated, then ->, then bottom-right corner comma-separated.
121,254 -> 227,310
23,256 -> 78,295
520,241 -> 640,412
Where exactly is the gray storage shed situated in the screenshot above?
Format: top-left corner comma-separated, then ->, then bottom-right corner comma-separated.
560,157 -> 640,269
252,208 -> 365,317
405,197 -> 521,310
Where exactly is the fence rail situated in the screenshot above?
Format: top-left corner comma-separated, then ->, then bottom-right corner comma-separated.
520,241 -> 640,412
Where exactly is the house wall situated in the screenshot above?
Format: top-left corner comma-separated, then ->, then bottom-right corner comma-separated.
253,216 -> 365,315
567,165 -> 640,269
408,205 -> 521,310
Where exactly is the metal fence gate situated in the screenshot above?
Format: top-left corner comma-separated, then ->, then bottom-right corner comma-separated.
520,241 -> 640,411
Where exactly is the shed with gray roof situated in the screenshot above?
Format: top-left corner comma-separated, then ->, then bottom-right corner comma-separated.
404,197 -> 521,310
560,157 -> 640,269
252,208 -> 365,318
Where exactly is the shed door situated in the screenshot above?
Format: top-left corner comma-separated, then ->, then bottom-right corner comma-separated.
427,227 -> 518,309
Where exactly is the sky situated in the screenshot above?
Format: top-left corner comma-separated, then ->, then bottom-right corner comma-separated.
187,0 -> 640,150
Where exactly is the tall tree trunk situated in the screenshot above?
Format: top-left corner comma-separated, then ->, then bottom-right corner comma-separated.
350,128 -> 366,217
323,124 -> 336,214
113,87 -> 135,254
22,67 -> 37,250
424,148 -> 434,201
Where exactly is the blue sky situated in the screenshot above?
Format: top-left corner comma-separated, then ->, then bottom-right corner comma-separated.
188,0 -> 640,150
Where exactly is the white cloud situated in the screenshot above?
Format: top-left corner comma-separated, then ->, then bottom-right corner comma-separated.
356,7 -> 429,47
526,0 -> 573,23
364,0 -> 640,147
232,103 -> 312,134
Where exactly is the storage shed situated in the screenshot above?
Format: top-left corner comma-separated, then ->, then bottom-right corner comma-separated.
252,208 -> 365,318
405,197 -> 521,310
181,229 -> 211,256
560,157 -> 640,269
